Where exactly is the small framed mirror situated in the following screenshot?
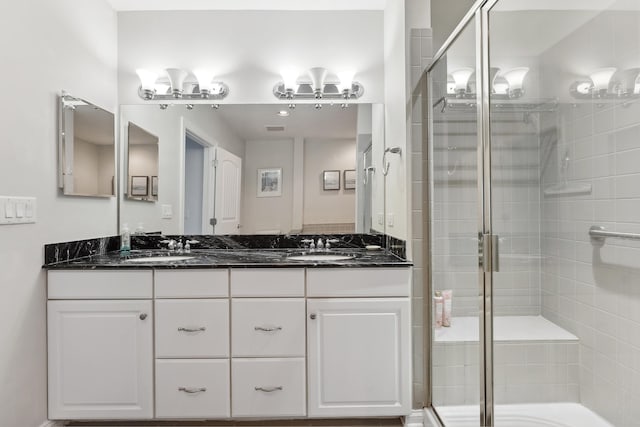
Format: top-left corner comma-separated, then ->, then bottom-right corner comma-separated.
58,92 -> 115,197
126,122 -> 159,202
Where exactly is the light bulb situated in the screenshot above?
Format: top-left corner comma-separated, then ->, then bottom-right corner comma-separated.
193,69 -> 216,97
589,67 -> 617,93
337,70 -> 356,92
450,68 -> 474,93
165,68 -> 188,98
136,69 -> 159,100
281,69 -> 299,90
309,67 -> 328,99
502,67 -> 529,97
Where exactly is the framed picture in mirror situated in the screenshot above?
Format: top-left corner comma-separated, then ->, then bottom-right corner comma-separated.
151,176 -> 158,197
257,168 -> 282,197
131,176 -> 148,196
323,170 -> 340,190
344,169 -> 356,190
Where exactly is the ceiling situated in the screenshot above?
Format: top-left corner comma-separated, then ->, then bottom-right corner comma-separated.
106,0 -> 386,12
74,106 -> 114,145
212,103 -> 358,141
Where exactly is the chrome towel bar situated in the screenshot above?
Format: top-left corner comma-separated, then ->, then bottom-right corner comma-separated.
589,226 -> 640,245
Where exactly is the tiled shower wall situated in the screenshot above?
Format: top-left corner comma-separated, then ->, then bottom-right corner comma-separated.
410,27 -> 432,409
538,11 -> 640,426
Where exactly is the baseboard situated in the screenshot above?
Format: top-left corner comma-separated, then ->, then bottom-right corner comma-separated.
423,407 -> 445,427
39,421 -> 63,427
403,409 -> 426,427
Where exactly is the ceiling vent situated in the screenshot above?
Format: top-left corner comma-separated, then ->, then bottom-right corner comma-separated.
265,125 -> 285,132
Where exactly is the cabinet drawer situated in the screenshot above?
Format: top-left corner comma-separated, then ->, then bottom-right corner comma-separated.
155,299 -> 229,358
230,268 -> 304,297
48,270 -> 152,299
155,269 -> 228,298
306,268 -> 411,297
156,359 -> 230,419
231,358 -> 306,418
232,299 -> 305,357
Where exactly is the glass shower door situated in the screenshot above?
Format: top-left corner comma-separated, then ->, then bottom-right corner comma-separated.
486,1 -> 640,426
429,17 -> 484,424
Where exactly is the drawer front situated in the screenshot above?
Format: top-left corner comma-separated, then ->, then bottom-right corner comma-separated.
155,269 -> 228,298
306,268 -> 411,297
230,268 -> 304,297
155,299 -> 229,358
231,358 -> 306,417
156,359 -> 230,419
48,270 -> 152,299
232,299 -> 305,357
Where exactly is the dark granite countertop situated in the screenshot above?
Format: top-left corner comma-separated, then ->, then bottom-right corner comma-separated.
43,248 -> 412,270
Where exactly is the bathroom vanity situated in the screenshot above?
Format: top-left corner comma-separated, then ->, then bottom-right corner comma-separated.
44,243 -> 412,421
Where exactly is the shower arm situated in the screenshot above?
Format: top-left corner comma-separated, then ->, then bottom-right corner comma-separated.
382,147 -> 402,176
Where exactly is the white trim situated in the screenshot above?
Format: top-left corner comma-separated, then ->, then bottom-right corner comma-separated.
424,407 -> 445,427
404,409 -> 426,427
39,421 -> 63,427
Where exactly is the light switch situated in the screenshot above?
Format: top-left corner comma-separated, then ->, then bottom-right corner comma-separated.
161,204 -> 173,219
25,200 -> 33,218
15,201 -> 25,218
5,200 -> 15,218
387,213 -> 394,227
377,213 -> 384,225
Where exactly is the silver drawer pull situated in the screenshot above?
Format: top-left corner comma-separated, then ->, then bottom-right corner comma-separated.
254,386 -> 283,393
254,326 -> 283,332
178,387 -> 207,394
178,327 -> 206,333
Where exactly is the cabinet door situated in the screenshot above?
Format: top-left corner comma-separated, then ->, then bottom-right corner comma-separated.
48,300 -> 153,420
307,298 -> 411,417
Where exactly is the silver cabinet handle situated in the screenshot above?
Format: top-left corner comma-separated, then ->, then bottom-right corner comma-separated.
139,313 -> 148,320
254,326 -> 283,332
310,314 -> 316,320
178,327 -> 206,333
178,387 -> 207,394
254,386 -> 283,392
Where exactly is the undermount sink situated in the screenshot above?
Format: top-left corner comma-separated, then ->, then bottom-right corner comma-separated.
124,255 -> 195,263
287,254 -> 355,262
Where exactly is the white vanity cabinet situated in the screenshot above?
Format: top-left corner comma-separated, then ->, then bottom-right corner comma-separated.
47,271 -> 153,420
230,268 -> 307,418
154,269 -> 230,419
306,268 -> 412,417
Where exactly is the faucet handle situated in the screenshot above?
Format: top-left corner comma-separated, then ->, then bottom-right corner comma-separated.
325,239 -> 340,249
160,239 -> 177,251
301,239 -> 314,249
316,238 -> 324,249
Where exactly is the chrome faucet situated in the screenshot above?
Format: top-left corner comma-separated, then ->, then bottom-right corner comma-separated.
316,238 -> 324,250
160,239 -> 177,251
325,239 -> 340,250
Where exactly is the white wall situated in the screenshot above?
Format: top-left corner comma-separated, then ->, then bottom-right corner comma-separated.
117,10 -> 384,105
0,0 -> 118,426
384,0 -> 409,240
120,105 -> 245,234
303,139 -> 356,226
127,144 -> 158,198
242,140 -> 294,234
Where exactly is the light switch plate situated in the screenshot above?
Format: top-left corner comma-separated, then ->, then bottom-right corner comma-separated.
387,213 -> 395,227
0,196 -> 36,225
161,204 -> 173,219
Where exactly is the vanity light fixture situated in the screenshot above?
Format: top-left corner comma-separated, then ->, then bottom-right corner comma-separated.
276,110 -> 290,117
569,67 -> 640,102
273,67 -> 364,102
449,68 -> 474,97
500,67 -> 529,98
446,67 -> 529,99
135,68 -> 229,101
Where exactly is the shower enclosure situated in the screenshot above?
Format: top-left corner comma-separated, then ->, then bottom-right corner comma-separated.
427,1 -> 640,426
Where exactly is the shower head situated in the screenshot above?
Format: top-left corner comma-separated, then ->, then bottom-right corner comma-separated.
385,146 -> 402,154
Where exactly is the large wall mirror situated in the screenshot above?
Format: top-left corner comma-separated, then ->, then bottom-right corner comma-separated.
58,93 -> 115,197
119,103 -> 385,235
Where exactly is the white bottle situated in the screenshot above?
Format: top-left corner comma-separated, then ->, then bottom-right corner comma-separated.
433,291 -> 443,328
120,223 -> 131,254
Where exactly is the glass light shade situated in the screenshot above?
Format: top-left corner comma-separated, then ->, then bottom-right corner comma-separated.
575,82 -> 592,95
136,69 -> 159,91
635,75 -> 640,94
193,69 -> 216,93
165,68 -> 189,97
502,67 -> 529,91
281,69 -> 299,90
308,67 -> 328,92
337,70 -> 356,92
450,68 -> 474,91
493,82 -> 509,95
589,67 -> 617,92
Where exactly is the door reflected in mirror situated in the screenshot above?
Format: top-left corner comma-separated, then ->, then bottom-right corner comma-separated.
58,93 -> 115,197
126,122 -> 158,202
119,103 -> 385,236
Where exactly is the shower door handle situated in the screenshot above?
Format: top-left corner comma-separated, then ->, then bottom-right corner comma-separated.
480,233 -> 500,273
